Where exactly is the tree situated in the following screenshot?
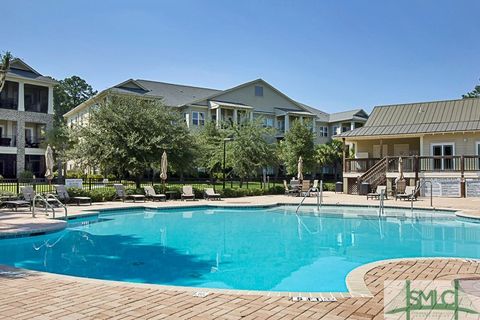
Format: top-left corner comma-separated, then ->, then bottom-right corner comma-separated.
195,121 -> 230,180
315,140 -> 343,180
195,119 -> 276,186
277,120 -> 315,175
53,76 -> 97,124
463,80 -> 480,99
69,95 -> 195,187
229,120 -> 276,186
49,76 -> 97,178
0,51 -> 13,92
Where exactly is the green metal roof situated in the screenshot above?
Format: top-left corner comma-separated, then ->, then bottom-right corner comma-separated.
337,98 -> 480,138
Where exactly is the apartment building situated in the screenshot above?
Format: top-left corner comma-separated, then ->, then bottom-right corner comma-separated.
0,59 -> 55,178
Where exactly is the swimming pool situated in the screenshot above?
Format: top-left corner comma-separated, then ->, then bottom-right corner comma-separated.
0,205 -> 479,292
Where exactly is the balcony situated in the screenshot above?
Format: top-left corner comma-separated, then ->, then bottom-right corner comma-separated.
345,155 -> 480,174
0,135 -> 16,147
25,137 -> 44,149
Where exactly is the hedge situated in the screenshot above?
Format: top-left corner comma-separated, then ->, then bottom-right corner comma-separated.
66,185 -> 285,202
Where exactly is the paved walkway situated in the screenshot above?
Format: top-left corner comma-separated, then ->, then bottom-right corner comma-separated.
1,258 -> 479,319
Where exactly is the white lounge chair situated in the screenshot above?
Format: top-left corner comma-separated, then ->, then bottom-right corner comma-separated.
367,185 -> 388,200
204,188 -> 221,200
181,185 -> 195,201
54,185 -> 92,205
114,184 -> 145,202
144,186 -> 166,202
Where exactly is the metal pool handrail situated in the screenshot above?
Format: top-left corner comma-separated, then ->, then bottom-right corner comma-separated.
295,180 -> 323,214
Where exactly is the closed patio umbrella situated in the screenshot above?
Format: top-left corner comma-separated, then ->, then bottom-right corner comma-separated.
396,156 -> 406,194
45,144 -> 54,181
160,151 -> 168,182
297,156 -> 303,181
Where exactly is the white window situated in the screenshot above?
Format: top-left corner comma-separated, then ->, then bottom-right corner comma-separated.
319,126 -> 328,137
192,111 -> 205,126
332,126 -> 339,136
431,143 -> 455,170
263,118 -> 274,127
255,86 -> 263,97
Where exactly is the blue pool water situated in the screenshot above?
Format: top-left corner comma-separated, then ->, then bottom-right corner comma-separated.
0,205 -> 479,292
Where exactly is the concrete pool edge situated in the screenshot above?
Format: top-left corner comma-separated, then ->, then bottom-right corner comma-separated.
0,200 -> 473,238
1,257 -> 477,300
345,257 -> 480,297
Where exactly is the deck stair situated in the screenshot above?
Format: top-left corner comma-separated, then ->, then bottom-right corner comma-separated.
358,157 -> 390,192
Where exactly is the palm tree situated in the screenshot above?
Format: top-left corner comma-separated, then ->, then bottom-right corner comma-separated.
315,140 -> 344,180
0,51 -> 13,92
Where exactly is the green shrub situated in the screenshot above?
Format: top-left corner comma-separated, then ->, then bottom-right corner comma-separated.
266,185 -> 285,195
220,188 -> 240,198
18,170 -> 34,182
323,182 -> 336,191
65,170 -> 86,179
66,187 -> 91,198
192,187 -> 205,199
125,188 -> 145,195
89,189 -> 116,202
67,187 -> 116,202
246,188 -> 263,196
86,173 -> 103,180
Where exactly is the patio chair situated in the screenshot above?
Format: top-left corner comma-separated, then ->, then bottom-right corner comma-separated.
300,180 -> 311,197
181,185 -> 195,201
366,185 -> 388,200
54,185 -> 92,205
283,180 -> 297,196
204,188 -> 221,200
310,180 -> 320,196
143,186 -> 166,202
396,186 -> 418,201
113,184 -> 145,202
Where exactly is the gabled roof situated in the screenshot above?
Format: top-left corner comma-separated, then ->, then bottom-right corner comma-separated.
110,79 -> 221,106
189,78 -> 315,114
296,102 -> 330,122
329,109 -> 369,123
5,58 -> 57,85
337,98 -> 480,138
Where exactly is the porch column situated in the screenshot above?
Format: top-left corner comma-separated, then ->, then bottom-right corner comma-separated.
419,136 -> 424,155
48,86 -> 54,114
216,108 -> 221,128
233,109 -> 238,124
18,82 -> 25,112
16,118 -> 25,177
312,119 -> 316,133
350,121 -> 355,131
380,139 -> 384,158
250,110 -> 254,122
299,116 -> 304,124
284,115 -> 290,132
342,138 -> 346,174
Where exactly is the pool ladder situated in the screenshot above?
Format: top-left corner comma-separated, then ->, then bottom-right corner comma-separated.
295,181 -> 323,214
32,193 -> 67,219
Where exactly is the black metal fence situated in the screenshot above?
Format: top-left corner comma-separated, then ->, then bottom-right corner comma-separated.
0,177 -> 285,195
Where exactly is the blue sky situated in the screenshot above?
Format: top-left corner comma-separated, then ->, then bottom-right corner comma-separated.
4,0 -> 480,112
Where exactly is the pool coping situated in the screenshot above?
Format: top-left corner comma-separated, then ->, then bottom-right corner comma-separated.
3,257 -> 477,300
0,201 -> 471,238
345,257 -> 480,297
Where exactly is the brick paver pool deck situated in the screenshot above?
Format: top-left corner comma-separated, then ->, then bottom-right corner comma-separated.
1,193 -> 480,319
1,258 -> 479,319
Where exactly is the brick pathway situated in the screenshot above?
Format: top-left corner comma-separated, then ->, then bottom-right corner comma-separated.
1,258 -> 479,319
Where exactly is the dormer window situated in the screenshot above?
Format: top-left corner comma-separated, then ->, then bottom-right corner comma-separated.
255,86 -> 263,97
